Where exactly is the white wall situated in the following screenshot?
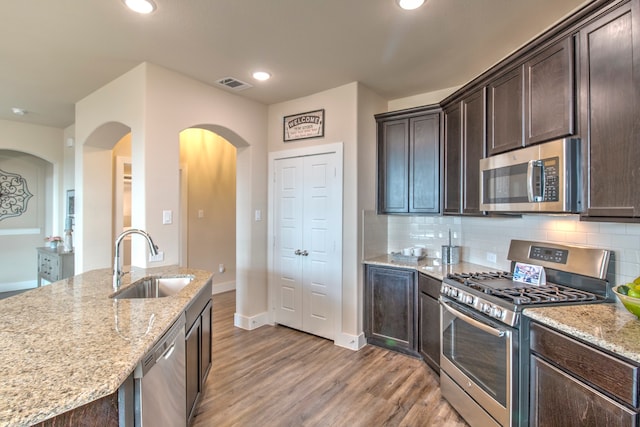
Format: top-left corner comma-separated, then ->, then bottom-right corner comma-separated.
267,82 -> 382,347
180,129 -> 237,289
356,84 -> 387,336
76,63 -> 268,322
0,120 -> 65,290
388,85 -> 461,111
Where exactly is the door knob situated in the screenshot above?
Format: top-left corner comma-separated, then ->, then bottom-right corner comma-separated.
301,250 -> 309,256
294,249 -> 302,255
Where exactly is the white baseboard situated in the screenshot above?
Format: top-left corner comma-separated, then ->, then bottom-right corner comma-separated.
0,280 -> 37,293
234,311 -> 270,330
212,280 -> 235,295
334,331 -> 366,351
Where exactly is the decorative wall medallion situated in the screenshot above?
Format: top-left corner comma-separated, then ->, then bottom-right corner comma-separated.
0,169 -> 34,221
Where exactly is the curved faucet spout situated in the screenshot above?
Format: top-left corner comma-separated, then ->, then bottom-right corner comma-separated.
113,229 -> 159,291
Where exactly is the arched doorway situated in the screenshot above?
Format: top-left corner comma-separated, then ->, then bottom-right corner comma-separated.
179,127 -> 238,293
0,150 -> 51,291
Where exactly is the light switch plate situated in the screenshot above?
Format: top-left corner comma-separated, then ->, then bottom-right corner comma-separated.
162,210 -> 172,224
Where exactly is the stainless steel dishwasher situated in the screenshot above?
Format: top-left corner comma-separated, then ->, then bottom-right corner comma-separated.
135,313 -> 186,427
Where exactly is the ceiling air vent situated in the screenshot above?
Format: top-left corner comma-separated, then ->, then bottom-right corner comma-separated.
215,77 -> 253,91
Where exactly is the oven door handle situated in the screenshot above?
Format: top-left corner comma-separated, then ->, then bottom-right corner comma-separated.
441,301 -> 506,337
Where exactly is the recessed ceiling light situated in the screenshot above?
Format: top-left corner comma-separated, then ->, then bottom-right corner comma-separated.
11,107 -> 27,116
252,71 -> 271,81
124,0 -> 156,14
396,0 -> 425,10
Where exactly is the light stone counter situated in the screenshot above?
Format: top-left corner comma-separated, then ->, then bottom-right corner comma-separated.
364,254 -> 499,281
0,265 -> 213,427
524,302 -> 640,364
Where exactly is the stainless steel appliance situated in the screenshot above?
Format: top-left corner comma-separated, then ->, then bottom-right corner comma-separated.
439,240 -> 612,427
135,313 -> 186,427
479,138 -> 581,213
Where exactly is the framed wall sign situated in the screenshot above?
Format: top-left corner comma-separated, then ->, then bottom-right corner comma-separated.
283,109 -> 324,142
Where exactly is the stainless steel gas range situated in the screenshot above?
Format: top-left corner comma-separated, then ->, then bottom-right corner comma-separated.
439,240 -> 613,427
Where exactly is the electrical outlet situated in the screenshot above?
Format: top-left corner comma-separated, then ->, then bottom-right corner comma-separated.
219,263 -> 225,273
149,251 -> 164,262
486,252 -> 497,263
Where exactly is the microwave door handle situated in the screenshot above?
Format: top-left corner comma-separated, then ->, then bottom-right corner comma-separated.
527,160 -> 544,202
441,301 -> 505,337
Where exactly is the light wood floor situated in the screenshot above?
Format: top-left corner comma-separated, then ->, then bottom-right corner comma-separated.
191,291 -> 468,427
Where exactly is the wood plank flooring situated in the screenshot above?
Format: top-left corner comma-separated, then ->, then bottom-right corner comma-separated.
191,291 -> 468,427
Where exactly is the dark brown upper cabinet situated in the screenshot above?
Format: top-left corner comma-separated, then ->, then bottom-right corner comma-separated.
462,89 -> 486,215
376,106 -> 441,215
488,36 -> 575,156
525,37 -> 575,145
443,102 -> 461,214
579,1 -> 640,219
444,88 -> 486,215
487,66 -> 524,155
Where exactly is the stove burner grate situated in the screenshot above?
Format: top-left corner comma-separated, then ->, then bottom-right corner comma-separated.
445,271 -> 601,306
491,286 -> 598,305
447,271 -> 513,284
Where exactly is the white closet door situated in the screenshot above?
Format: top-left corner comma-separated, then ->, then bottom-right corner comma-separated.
273,157 -> 304,330
273,152 -> 340,340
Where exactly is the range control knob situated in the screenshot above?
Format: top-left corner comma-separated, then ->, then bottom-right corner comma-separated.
465,295 -> 474,305
491,307 -> 504,319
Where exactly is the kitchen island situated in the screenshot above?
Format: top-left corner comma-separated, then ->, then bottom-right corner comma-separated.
0,266 -> 212,426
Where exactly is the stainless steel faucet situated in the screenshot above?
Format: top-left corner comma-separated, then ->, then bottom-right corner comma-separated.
113,229 -> 159,291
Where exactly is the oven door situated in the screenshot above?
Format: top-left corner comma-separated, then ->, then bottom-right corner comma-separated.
440,297 -> 518,427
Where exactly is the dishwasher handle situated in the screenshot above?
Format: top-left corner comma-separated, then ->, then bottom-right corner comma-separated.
158,342 -> 176,362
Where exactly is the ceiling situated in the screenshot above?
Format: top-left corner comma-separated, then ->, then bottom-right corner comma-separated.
1,0 -> 591,129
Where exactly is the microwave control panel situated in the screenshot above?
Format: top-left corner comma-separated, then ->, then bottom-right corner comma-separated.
542,157 -> 559,202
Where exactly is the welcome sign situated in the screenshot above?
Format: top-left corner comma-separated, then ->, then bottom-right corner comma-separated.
283,109 -> 324,142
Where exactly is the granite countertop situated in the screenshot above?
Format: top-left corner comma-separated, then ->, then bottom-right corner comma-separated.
0,265 -> 213,427
525,302 -> 640,364
363,254 -> 498,281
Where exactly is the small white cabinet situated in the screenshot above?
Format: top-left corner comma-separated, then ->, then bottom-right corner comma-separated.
36,247 -> 74,286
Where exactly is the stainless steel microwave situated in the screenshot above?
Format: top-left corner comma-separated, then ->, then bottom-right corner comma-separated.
479,138 -> 582,213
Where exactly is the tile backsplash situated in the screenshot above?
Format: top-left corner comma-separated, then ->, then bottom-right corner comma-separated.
363,210 -> 640,286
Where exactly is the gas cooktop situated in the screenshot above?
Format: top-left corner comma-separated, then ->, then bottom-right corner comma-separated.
445,271 -> 602,306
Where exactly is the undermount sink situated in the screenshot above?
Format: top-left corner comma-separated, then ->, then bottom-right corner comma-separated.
111,275 -> 194,299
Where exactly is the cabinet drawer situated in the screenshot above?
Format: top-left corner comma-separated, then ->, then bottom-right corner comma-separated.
39,255 -> 59,280
530,355 -> 637,426
530,322 -> 639,407
418,273 -> 441,299
186,279 -> 212,330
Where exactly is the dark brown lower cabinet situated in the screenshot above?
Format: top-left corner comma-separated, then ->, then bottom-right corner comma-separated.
364,265 -> 418,357
186,282 -> 213,423
529,322 -> 639,426
418,273 -> 440,372
186,316 -> 201,421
